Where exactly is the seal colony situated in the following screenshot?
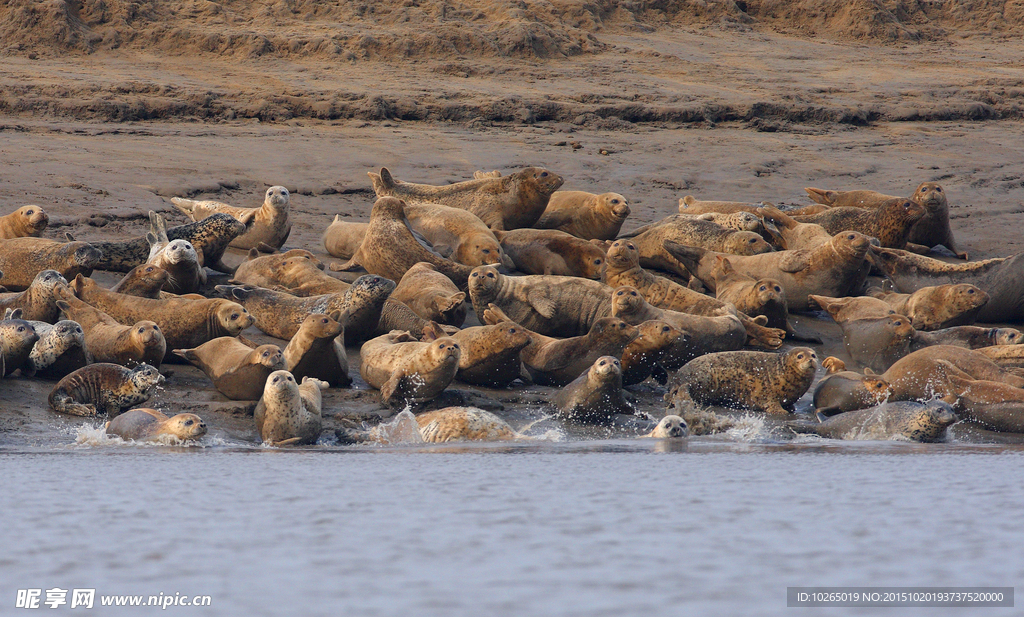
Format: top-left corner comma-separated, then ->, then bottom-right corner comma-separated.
7,163 -> 1023,447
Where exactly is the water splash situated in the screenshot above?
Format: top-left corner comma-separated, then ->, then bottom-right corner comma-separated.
70,423 -> 220,448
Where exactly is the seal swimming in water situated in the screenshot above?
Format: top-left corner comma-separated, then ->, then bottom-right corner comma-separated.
105,408 -> 207,443
790,400 -> 957,442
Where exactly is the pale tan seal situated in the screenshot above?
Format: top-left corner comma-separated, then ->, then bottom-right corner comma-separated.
535,191 -> 630,241
230,249 -> 324,289
756,206 -> 832,250
25,320 -> 90,379
254,371 -> 328,446
668,348 -> 819,415
790,400 -> 957,442
54,288 -> 166,368
404,202 -> 512,268
494,228 -> 607,279
48,363 -> 164,417
866,283 -> 988,330
910,326 -> 1022,352
283,311 -> 350,388
625,211 -> 765,238
72,275 -> 253,360
641,415 -> 689,438
0,237 -> 101,291
174,338 -> 284,400
620,321 -> 687,386
442,321 -> 532,388
0,312 -> 39,376
940,369 -> 1024,433
0,205 -> 48,239
808,294 -> 895,322
331,197 -> 474,288
416,407 -> 523,442
110,265 -> 171,299
370,167 -> 564,231
711,257 -> 821,343
843,315 -> 916,373
793,198 -> 926,250
0,269 -> 69,323
391,262 -> 467,327
976,345 -> 1024,368
552,356 -> 635,423
877,345 -> 1024,401
322,217 -> 368,260
664,231 -> 873,311
677,196 -> 768,215
360,331 -> 461,406
105,409 -> 207,442
172,185 -> 290,250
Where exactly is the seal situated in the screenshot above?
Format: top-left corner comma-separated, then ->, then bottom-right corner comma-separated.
835,313 -> 915,373
808,294 -> 895,322
813,359 -> 893,415
105,408 -> 207,442
534,191 -> 630,241
218,274 -> 394,344
677,196 -> 768,215
146,237 -> 205,295
330,197 -> 474,289
230,248 -> 324,288
625,211 -> 764,239
321,216 -> 368,260
806,182 -> 962,257
172,185 -> 290,250
467,265 -> 613,338
755,206 -> 832,250
416,407 -> 523,442
910,326 -> 1022,352
72,275 -> 253,360
976,344 -> 1024,368
790,400 -> 956,442
552,356 -> 635,423
110,264 -> 171,299
404,202 -> 511,268
877,345 -> 1024,402
641,415 -> 689,438
871,248 -> 1024,323
174,337 -> 284,400
603,241 -> 785,348
712,257 -> 821,343
494,228 -> 607,279
0,238 -> 101,291
25,320 -> 90,379
620,320 -> 687,386
254,371 -> 328,446
793,198 -> 926,249
941,370 -> 1024,433
86,212 -> 248,274
481,305 -> 638,387
370,166 -> 564,230
866,283 -> 988,330
0,269 -> 69,323
0,312 -> 39,376
0,205 -> 48,239
391,262 -> 467,327
54,288 -> 166,368
664,231 -> 873,311
626,217 -> 773,278
668,348 -> 819,415
360,331 -> 461,406
447,322 -> 532,388
48,363 -> 164,417
283,311 -> 351,388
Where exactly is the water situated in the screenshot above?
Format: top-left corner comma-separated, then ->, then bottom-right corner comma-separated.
3,439 -> 1022,616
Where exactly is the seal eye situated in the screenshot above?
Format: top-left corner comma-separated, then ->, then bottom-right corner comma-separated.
935,186 -> 941,192
599,360 -> 606,366
231,314 -> 239,320
482,249 -> 490,254
185,419 -> 193,426
138,328 -> 145,333
322,318 -> 328,323
26,210 -> 33,215
616,291 -> 622,296
611,200 -> 619,205
272,376 -> 280,383
774,286 -> 781,292
749,238 -> 757,243
486,272 -> 494,278
594,259 -> 602,265
509,328 -> 516,333
967,288 -> 975,294
759,285 -> 766,291
540,172 -> 548,177
263,351 -> 269,357
17,326 -> 24,332
663,326 -> 670,332
153,326 -> 159,331
613,360 -> 620,366
439,343 -> 445,349
628,244 -> 635,250
630,291 -> 637,296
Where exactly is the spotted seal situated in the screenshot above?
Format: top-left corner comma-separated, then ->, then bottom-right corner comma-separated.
620,321 -> 687,386
106,408 -> 207,442
0,269 -> 69,322
172,185 -> 290,251
416,407 -> 524,442
174,338 -> 284,400
790,400 -> 957,442
552,356 -> 635,423
626,216 -> 773,278
48,363 -> 163,417
25,320 -> 90,379
254,371 -> 328,446
0,312 -> 39,376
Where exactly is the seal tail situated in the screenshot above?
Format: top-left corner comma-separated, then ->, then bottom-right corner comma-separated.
169,197 -> 198,217
482,303 -> 513,326
804,187 -> 836,205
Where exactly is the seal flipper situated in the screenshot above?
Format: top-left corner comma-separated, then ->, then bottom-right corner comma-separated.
526,289 -> 556,319
534,209 -> 574,230
804,187 -> 837,206
329,258 -> 365,273
379,372 -> 404,406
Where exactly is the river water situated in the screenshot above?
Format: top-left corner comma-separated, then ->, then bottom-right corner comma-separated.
2,436 -> 1022,616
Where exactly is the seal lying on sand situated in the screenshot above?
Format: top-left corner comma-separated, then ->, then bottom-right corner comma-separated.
359,331 -> 461,407
174,338 -> 285,400
0,205 -> 48,239
812,357 -> 893,415
535,191 -> 630,241
48,363 -> 164,417
495,229 -> 607,279
172,185 -> 290,251
0,238 -> 101,291
55,288 -> 166,368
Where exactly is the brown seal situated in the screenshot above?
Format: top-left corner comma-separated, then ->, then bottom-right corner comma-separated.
641,415 -> 689,438
370,166 -> 564,231
877,345 -> 1024,401
976,345 -> 1024,368
110,265 -> 171,299
552,356 -> 635,423
677,196 -> 768,215
174,338 -> 284,400
416,407 -> 523,442
48,363 -> 164,417
0,312 -> 39,376
481,305 -> 638,387
813,359 -> 893,415
668,347 -> 819,415
626,217 -> 773,278
146,237 -> 205,295
910,326 -> 1022,352
230,249 -> 324,289
0,269 -> 69,322
808,294 -> 895,322
871,248 -> 1024,323
172,185 -> 290,250
664,230 -> 873,311
106,408 -> 207,442
72,275 -> 253,360
322,217 -> 368,260
756,206 -> 832,250
254,371 -> 328,446
867,283 -> 988,330
0,237 -> 101,291
620,321 -> 687,386
25,320 -> 90,379
218,274 -> 394,344
826,311 -> 915,373
404,202 -> 511,268
941,370 -> 1024,433
603,240 -> 785,348
712,257 -> 821,343
391,262 -> 467,327
283,311 -> 351,388
535,191 -> 630,241
467,265 -> 612,338
445,322 -> 532,388
0,205 -> 48,239
494,228 -> 607,279
793,198 -> 925,250
360,331 -> 461,406
790,400 -> 957,442
330,197 -> 474,289
54,288 -> 166,368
